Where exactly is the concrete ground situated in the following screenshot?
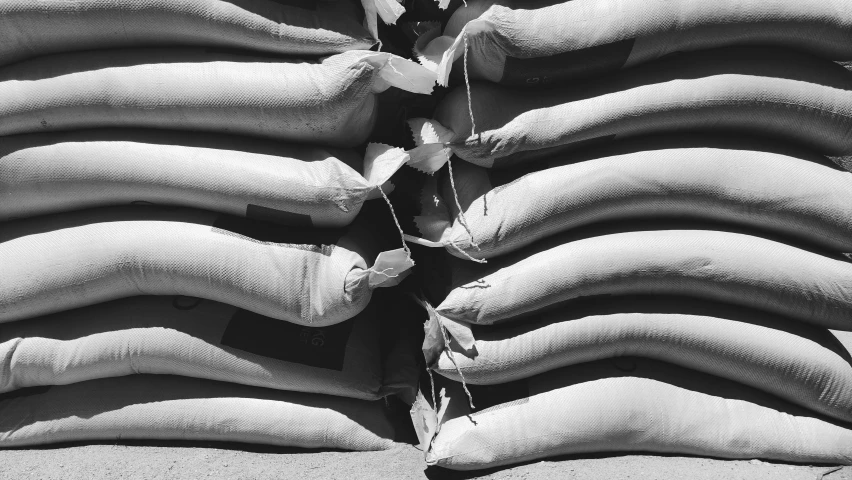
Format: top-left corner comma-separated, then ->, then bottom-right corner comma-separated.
1,442 -> 848,480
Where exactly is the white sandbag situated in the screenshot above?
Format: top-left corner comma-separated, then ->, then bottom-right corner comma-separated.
0,205 -> 414,325
432,229 -> 852,333
407,47 -> 852,170
0,132 -> 409,227
426,297 -> 852,423
413,358 -> 852,470
410,145 -> 852,260
0,375 -> 394,450
0,48 -> 435,147
0,0 -> 381,66
418,0 -> 852,86
0,295 -> 387,400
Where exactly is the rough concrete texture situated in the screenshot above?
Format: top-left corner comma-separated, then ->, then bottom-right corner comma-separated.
1,442 -> 849,480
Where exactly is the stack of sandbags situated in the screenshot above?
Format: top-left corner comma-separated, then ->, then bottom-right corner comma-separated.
0,0 -> 435,451
405,0 -> 852,470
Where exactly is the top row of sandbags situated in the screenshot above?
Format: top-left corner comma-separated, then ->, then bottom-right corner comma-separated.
0,0 -> 408,66
417,0 -> 852,86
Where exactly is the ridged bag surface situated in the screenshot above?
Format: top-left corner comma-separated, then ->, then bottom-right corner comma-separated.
408,47 -> 852,170
0,375 -> 394,450
0,296 -> 387,400
417,0 -> 852,86
0,48 -> 435,147
434,229 -> 852,331
0,0 -> 376,66
0,205 -> 413,325
429,296 -> 852,424
413,358 -> 852,470
0,131 -> 410,226
414,142 -> 852,260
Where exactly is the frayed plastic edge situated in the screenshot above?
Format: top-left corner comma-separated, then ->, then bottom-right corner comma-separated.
410,388 -> 451,461
374,0 -> 406,25
364,143 -> 409,200
368,248 -> 415,288
363,143 -> 418,268
406,118 -> 453,174
362,52 -> 437,95
361,0 -> 405,42
419,301 -> 476,408
413,25 -> 464,87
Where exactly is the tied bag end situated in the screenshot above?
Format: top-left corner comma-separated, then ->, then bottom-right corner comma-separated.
364,53 -> 438,95
368,248 -> 415,288
413,24 -> 463,87
363,142 -> 410,200
410,387 -> 453,460
406,118 -> 454,174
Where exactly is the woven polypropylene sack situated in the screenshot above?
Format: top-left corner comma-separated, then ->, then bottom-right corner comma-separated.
413,358 -> 852,470
407,47 -> 852,170
0,0 -> 377,66
412,144 -> 852,260
417,0 -> 852,86
0,295 -> 387,400
0,48 -> 435,147
433,229 -> 852,330
0,131 -> 410,227
0,205 -> 414,325
428,296 -> 852,423
0,375 -> 394,450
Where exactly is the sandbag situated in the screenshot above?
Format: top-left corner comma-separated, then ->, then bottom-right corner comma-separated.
0,131 -> 409,226
426,296 -> 852,423
413,358 -> 852,470
0,205 -> 414,325
0,0 -> 380,66
431,229 -> 852,334
407,47 -> 852,170
0,375 -> 394,450
410,144 -> 852,260
0,295 -> 387,400
418,0 -> 852,86
0,48 -> 435,147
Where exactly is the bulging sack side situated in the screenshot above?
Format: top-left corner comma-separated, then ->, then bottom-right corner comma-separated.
0,133 -> 410,227
427,296 -> 852,424
0,0 -> 379,66
418,0 -> 852,86
0,375 -> 395,450
434,229 -> 852,331
0,296 -> 384,400
0,48 -> 436,147
414,358 -> 852,470
407,47 -> 852,170
0,205 -> 414,325
410,145 -> 852,260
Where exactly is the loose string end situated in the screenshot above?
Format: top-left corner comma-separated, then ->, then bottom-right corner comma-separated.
378,186 -> 414,264
437,316 -> 475,409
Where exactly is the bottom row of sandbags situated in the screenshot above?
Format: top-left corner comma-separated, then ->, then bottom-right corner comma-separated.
413,356 -> 852,471
0,375 -> 395,450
